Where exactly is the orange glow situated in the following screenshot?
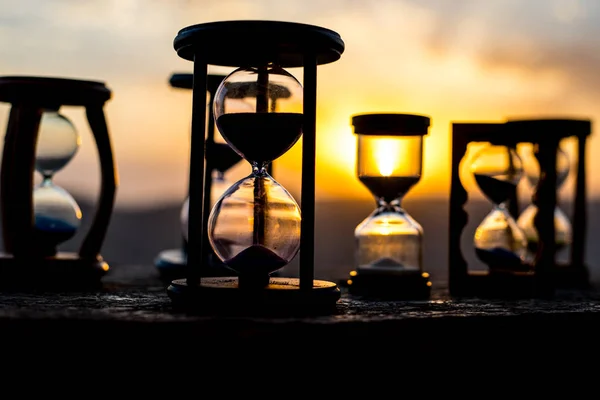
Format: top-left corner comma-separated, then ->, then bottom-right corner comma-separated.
5,2 -> 598,209
374,138 -> 397,176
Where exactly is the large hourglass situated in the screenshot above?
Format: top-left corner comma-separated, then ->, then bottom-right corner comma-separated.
346,113 -> 432,299
470,143 -> 529,272
517,143 -> 572,260
0,76 -> 117,289
167,20 -> 345,312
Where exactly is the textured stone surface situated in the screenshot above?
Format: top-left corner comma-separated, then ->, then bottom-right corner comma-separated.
2,263 -> 600,364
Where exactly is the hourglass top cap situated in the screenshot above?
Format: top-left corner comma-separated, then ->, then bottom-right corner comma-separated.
0,76 -> 111,107
504,118 -> 592,140
352,113 -> 431,136
174,20 -> 345,68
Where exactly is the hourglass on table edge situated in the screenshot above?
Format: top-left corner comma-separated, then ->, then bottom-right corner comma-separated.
345,113 -> 432,299
166,20 -> 345,313
155,73 -> 293,283
449,119 -> 591,297
0,76 -> 118,289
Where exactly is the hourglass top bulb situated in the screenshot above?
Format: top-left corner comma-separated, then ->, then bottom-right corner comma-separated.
213,65 -> 303,168
36,110 -> 81,177
520,143 -> 571,189
470,144 -> 523,206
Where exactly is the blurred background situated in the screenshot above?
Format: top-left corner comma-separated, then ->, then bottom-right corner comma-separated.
1,0 -> 599,285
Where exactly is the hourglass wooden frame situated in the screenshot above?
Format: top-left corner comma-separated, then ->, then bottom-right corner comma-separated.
166,20 -> 345,312
449,118 -> 591,297
0,76 -> 117,288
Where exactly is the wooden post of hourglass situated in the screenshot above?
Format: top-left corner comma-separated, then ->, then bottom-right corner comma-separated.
166,20 -> 345,313
0,76 -> 117,289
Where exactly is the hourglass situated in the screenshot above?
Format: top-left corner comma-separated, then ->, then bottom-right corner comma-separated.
346,113 -> 432,299
0,76 -> 117,289
517,143 -> 572,261
167,20 -> 345,312
449,119 -> 592,297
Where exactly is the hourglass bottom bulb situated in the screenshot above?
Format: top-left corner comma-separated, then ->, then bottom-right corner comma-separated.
33,182 -> 82,256
224,244 -> 288,288
517,205 -> 572,255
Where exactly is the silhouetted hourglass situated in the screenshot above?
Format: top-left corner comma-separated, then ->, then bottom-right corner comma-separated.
33,110 -> 82,256
209,65 -> 303,288
166,20 -> 344,312
470,144 -> 529,272
0,76 -> 117,289
517,143 -> 572,259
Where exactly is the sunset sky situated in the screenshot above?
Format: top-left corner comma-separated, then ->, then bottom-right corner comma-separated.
1,0 -> 599,209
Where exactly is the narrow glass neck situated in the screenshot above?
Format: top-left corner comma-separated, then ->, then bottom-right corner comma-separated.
376,197 -> 405,213
41,175 -> 54,184
252,163 -> 269,175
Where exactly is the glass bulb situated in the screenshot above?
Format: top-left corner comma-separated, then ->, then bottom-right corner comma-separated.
354,204 -> 423,274
35,110 -> 81,176
33,180 -> 82,252
213,65 -> 302,168
208,173 -> 301,279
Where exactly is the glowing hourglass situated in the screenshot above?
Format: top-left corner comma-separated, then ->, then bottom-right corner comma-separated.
470,144 -> 529,272
346,113 -> 432,299
517,143 -> 572,259
33,110 -> 82,256
209,66 -> 303,288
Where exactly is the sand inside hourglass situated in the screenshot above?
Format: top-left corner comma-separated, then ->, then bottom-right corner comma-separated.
472,174 -> 529,270
226,245 -> 288,275
473,174 -> 517,205
216,112 -> 303,164
358,176 -> 420,203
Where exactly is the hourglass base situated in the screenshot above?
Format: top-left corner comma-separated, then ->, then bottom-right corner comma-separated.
345,267 -> 432,300
154,248 -> 237,284
167,277 -> 341,315
0,251 -> 108,290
